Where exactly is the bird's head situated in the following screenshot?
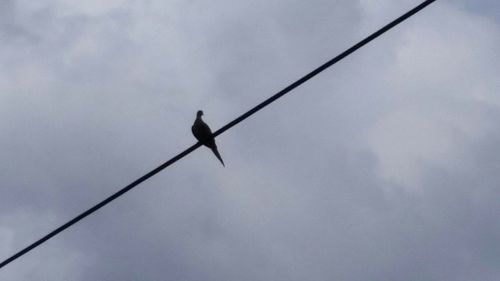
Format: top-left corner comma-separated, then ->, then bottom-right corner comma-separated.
196,110 -> 204,118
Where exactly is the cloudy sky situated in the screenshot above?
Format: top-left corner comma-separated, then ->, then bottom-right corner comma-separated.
1,0 -> 499,280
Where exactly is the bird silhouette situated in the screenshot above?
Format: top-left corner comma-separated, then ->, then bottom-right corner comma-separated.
192,110 -> 225,166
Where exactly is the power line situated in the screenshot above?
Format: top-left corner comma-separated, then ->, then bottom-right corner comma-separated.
0,0 -> 437,270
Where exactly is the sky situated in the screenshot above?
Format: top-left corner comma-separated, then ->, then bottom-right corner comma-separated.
0,0 -> 499,280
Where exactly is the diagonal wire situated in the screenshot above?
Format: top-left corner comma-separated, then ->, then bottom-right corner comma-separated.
0,0 -> 437,270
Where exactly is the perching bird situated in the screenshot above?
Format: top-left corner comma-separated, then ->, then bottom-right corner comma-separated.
192,110 -> 225,166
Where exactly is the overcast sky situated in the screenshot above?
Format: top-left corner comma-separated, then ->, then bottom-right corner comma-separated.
1,0 -> 499,280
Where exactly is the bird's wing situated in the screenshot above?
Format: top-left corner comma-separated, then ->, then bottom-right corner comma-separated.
192,120 -> 214,143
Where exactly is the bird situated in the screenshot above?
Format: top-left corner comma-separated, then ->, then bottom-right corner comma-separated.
192,110 -> 225,167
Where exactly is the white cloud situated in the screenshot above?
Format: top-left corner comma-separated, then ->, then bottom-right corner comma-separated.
367,2 -> 500,188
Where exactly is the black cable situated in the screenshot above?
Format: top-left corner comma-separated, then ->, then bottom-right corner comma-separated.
0,0 -> 437,270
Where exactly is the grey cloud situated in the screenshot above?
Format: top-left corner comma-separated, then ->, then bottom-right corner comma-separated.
0,0 -> 499,280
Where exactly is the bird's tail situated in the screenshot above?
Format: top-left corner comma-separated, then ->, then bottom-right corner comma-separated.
211,146 -> 225,167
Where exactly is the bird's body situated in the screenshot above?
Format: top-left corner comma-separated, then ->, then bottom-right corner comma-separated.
192,110 -> 225,166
